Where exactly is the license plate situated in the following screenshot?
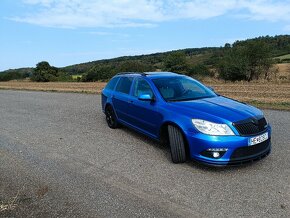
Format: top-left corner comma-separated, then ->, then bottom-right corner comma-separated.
249,132 -> 268,146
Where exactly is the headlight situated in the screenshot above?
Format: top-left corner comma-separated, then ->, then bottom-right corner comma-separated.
192,119 -> 235,136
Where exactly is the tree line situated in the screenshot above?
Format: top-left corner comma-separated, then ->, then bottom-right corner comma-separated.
1,35 -> 290,82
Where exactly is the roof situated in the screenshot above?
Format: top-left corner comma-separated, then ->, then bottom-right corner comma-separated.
116,71 -> 180,78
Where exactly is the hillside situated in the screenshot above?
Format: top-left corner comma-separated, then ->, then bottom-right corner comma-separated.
0,67 -> 33,81
61,35 -> 290,76
1,35 -> 290,81
62,47 -> 219,75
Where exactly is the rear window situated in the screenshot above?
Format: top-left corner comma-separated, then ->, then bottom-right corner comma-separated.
115,77 -> 133,94
105,77 -> 119,91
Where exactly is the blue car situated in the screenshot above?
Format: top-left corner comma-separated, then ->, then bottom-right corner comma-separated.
101,72 -> 271,166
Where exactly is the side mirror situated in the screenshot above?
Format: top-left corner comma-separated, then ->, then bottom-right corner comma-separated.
138,94 -> 153,101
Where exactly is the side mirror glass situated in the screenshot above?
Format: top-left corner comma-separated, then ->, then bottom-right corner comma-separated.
138,94 -> 153,101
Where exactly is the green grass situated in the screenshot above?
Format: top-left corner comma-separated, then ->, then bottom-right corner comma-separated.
275,54 -> 290,60
71,75 -> 82,80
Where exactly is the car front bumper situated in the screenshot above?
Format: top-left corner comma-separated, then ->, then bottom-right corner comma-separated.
185,126 -> 272,166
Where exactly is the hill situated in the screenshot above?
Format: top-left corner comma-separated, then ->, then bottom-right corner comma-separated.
62,47 -> 219,75
1,35 -> 290,81
61,35 -> 290,76
0,68 -> 33,81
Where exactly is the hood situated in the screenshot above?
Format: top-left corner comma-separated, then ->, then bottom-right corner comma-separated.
169,96 -> 263,123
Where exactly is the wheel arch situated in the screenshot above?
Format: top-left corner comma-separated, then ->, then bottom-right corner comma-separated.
104,103 -> 119,120
159,121 -> 190,152
104,102 -> 112,110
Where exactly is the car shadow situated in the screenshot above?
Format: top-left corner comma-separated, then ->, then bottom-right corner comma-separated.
116,125 -> 172,161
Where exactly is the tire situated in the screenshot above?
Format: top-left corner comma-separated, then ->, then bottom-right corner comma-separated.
168,125 -> 186,163
105,105 -> 119,129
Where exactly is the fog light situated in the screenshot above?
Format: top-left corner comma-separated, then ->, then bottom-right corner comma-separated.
207,148 -> 228,152
200,148 -> 228,159
212,152 -> 220,158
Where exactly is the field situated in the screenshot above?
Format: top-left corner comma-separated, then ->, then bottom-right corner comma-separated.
0,80 -> 289,110
0,81 -> 107,94
208,82 -> 290,110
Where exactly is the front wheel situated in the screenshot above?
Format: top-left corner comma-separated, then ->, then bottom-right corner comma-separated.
105,105 -> 119,129
168,125 -> 187,163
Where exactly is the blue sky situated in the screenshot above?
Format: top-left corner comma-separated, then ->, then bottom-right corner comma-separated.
1,0 -> 290,71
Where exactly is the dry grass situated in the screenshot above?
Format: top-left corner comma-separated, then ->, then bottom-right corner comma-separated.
0,81 -> 106,94
207,83 -> 290,103
206,82 -> 290,110
0,80 -> 289,110
277,63 -> 290,78
0,190 -> 20,212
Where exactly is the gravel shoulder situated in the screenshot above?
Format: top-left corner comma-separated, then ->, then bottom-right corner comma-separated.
0,90 -> 290,217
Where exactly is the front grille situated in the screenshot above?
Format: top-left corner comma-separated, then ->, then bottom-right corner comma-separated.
230,139 -> 271,160
233,117 -> 267,136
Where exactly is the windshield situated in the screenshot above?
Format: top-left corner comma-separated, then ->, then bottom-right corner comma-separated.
152,76 -> 217,102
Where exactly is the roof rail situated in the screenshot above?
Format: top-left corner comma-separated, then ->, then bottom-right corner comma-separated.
116,72 -> 146,76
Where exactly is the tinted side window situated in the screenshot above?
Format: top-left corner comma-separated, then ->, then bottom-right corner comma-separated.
115,77 -> 133,94
133,78 -> 153,98
105,77 -> 119,91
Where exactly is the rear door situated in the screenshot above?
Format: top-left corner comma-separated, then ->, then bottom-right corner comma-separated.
112,76 -> 134,123
102,76 -> 120,111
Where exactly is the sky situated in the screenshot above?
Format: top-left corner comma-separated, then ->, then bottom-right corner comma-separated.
1,0 -> 290,71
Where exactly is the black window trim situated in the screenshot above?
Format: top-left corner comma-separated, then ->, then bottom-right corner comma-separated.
115,76 -> 134,95
105,76 -> 120,91
132,76 -> 156,100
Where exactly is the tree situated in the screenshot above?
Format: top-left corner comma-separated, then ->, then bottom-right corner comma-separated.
217,41 -> 273,81
82,65 -> 114,82
0,71 -> 25,81
118,60 -> 153,72
218,48 -> 248,81
188,64 -> 212,77
31,61 -> 59,82
243,41 -> 273,81
164,52 -> 188,74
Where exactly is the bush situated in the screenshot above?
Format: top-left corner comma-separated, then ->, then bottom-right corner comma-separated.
82,65 -> 115,82
0,71 -> 28,81
163,52 -> 188,74
188,64 -> 213,77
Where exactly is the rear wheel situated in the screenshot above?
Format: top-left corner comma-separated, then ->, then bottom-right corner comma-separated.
168,125 -> 187,163
105,105 -> 119,129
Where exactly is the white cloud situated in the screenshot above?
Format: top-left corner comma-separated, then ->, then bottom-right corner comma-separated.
8,0 -> 290,28
238,0 -> 290,22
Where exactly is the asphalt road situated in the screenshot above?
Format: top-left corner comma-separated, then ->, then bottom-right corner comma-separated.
0,90 -> 289,218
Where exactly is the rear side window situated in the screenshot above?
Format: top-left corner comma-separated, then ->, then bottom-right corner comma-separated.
105,77 -> 119,91
115,77 -> 133,94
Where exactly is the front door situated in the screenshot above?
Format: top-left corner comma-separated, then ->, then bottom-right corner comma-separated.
130,77 -> 162,137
